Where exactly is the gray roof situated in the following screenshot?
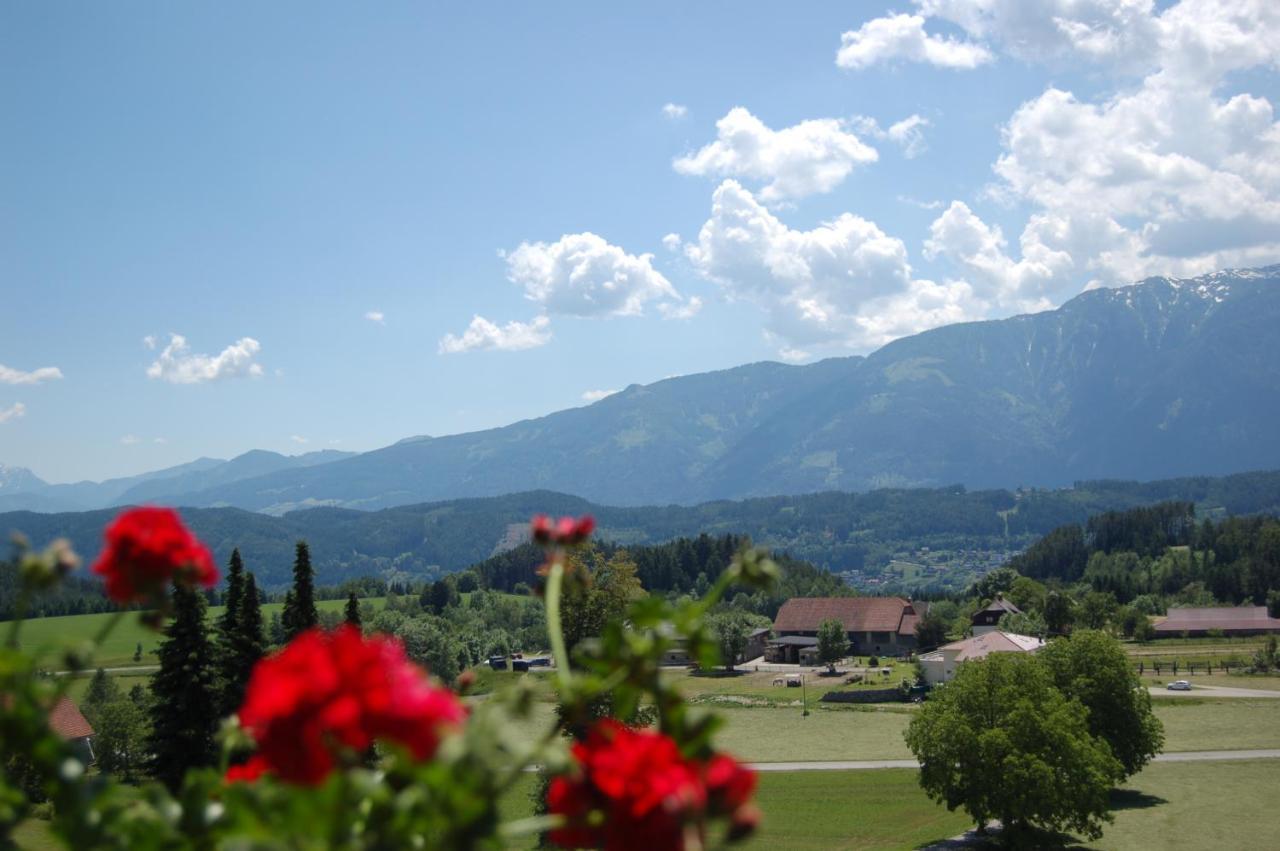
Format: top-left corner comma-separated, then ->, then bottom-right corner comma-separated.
768,635 -> 820,646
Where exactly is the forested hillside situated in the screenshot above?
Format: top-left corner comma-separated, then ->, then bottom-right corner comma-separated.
3,469 -> 1279,592
1007,502 -> 1280,607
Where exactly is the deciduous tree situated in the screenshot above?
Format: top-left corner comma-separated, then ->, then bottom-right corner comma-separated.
1038,629 -> 1164,778
904,652 -> 1123,842
816,618 -> 847,673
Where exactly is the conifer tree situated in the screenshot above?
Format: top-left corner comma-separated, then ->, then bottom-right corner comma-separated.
148,584 -> 219,791
220,571 -> 266,717
282,541 -> 318,641
344,591 -> 362,627
215,549 -> 246,715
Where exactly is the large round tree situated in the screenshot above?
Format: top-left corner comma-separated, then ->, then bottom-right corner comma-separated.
1037,629 -> 1164,777
904,652 -> 1123,843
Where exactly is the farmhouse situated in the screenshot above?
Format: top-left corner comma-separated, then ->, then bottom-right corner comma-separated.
49,696 -> 95,764
917,631 -> 1045,685
768,597 -> 926,662
971,594 -> 1022,635
1152,605 -> 1280,637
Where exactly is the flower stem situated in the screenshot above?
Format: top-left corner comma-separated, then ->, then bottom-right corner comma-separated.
499,813 -> 566,838
545,557 -> 572,691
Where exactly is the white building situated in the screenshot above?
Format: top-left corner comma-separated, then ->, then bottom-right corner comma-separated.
918,631 -> 1045,686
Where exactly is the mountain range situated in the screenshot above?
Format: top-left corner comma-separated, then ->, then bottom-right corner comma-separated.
3,265 -> 1279,514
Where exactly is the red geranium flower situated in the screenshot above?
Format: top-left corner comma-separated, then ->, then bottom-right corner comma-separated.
531,514 -> 595,547
224,756 -> 268,783
548,720 -> 756,850
236,626 -> 467,785
92,507 -> 218,604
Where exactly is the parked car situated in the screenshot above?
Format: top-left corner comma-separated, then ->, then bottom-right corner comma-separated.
487,656 -> 508,671
1167,680 -> 1192,691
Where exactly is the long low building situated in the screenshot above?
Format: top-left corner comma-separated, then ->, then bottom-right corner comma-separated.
768,597 -> 926,661
918,631 -> 1046,685
1152,605 -> 1280,637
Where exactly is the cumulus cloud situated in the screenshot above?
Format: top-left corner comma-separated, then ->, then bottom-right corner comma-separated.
0,364 -> 63,385
504,232 -> 690,318
924,201 -> 1073,311
685,180 -> 980,350
364,310 -> 385,324
145,334 -> 264,384
661,233 -> 683,252
662,103 -> 688,119
874,0 -> 1280,290
581,389 -> 620,402
854,114 -> 931,158
290,435 -> 309,444
836,13 -> 992,70
0,402 -> 26,424
120,434 -> 141,446
438,315 -> 552,354
673,107 -> 878,202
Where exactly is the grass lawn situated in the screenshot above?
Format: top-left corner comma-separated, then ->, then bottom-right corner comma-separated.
1152,699 -> 1280,752
1085,759 -> 1280,850
714,705 -> 916,762
742,769 -> 969,851
1139,671 -> 1280,691
14,597 -> 386,669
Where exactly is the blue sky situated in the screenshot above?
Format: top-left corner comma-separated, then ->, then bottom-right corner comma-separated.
2,2 -> 1277,483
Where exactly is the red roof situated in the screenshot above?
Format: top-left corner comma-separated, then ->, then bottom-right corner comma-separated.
1153,606 -> 1280,633
48,696 -> 94,740
773,597 -> 912,634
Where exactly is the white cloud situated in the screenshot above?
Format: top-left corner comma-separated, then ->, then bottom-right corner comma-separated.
364,310 -> 385,324
662,103 -> 688,119
897,195 -> 945,210
0,364 -> 63,385
658,297 -> 703,320
145,334 -> 264,384
581,389 -> 620,402
438,315 -> 552,354
836,13 -> 993,70
661,233 -> 683,252
854,114 -> 931,158
153,437 -> 167,444
777,346 -> 811,364
685,180 -> 980,350
504,232 -> 690,318
673,107 -> 878,202
142,335 -> 157,350
924,201 -> 1073,311
120,434 -> 141,446
290,435 -> 309,445
887,0 -> 1280,289
0,402 -> 26,424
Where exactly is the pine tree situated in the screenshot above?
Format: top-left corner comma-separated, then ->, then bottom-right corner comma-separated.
221,571 -> 266,717
282,541 -> 318,641
344,591 -> 362,627
215,549 -> 246,716
148,584 -> 219,791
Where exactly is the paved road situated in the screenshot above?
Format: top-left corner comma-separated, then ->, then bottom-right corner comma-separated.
1149,685 -> 1280,698
749,749 -> 1280,772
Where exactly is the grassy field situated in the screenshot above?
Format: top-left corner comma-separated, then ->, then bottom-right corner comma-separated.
13,597 -> 386,669
1082,758 -> 1280,850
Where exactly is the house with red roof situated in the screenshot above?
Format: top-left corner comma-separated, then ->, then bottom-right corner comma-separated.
768,597 -> 926,662
49,696 -> 95,764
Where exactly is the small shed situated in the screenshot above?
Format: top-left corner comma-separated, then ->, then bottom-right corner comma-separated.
766,635 -> 819,664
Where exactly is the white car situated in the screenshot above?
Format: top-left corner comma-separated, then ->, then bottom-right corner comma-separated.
1166,680 -> 1192,691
